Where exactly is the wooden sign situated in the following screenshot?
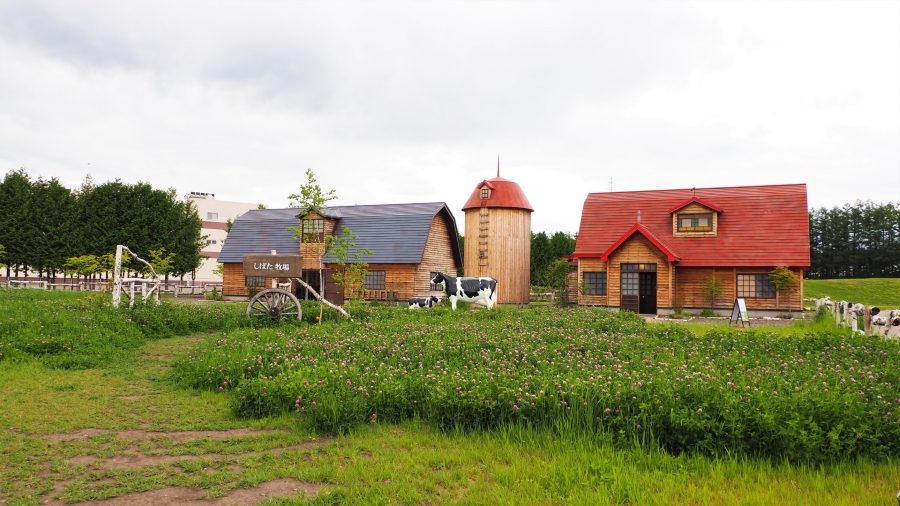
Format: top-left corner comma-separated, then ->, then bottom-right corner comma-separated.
242,254 -> 303,278
730,298 -> 750,327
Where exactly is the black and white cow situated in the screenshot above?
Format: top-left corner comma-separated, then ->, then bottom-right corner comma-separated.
430,272 -> 498,310
408,296 -> 440,309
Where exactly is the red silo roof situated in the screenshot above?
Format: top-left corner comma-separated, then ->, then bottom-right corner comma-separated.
462,176 -> 534,212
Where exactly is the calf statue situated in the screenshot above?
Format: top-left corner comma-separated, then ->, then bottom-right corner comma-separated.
408,296 -> 440,309
430,272 -> 498,310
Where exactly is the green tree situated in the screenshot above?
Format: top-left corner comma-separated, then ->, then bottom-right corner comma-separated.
0,243 -> 6,269
530,232 -> 552,287
548,231 -> 576,260
545,259 -> 571,306
326,226 -> 373,300
288,169 -> 337,211
63,255 -> 100,279
701,276 -> 724,310
769,266 -> 800,317
0,170 -> 34,277
146,248 -> 176,278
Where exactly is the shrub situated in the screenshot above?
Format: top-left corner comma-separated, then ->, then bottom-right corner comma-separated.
170,306 -> 900,462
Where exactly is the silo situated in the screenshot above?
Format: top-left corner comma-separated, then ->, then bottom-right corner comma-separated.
462,174 -> 533,305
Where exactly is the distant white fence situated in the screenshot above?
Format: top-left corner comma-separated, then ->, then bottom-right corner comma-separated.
816,297 -> 900,338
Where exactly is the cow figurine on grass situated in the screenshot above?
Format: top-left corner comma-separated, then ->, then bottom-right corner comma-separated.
430,272 -> 498,310
408,296 -> 440,309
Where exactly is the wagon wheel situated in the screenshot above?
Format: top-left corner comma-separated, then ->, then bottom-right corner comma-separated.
246,288 -> 302,321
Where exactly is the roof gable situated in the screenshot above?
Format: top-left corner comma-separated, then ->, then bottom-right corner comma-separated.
667,197 -> 724,214
574,184 -> 810,267
600,224 -> 681,262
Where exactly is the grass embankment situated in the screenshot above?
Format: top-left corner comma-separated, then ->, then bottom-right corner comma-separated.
2,290 -> 899,505
804,278 -> 900,308
172,305 -> 900,463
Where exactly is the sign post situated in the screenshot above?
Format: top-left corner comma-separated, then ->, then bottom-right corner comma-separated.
730,298 -> 750,327
242,254 -> 303,279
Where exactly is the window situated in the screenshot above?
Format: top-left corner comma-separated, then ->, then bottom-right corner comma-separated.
430,272 -> 443,291
207,212 -> 218,220
364,270 -> 385,290
480,187 -> 491,199
737,274 -> 776,298
302,219 -> 324,243
245,276 -> 266,287
583,272 -> 607,295
677,213 -> 713,232
621,272 -> 639,295
621,263 -> 656,271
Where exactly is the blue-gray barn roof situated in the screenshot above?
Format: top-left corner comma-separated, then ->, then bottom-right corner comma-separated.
218,202 -> 462,266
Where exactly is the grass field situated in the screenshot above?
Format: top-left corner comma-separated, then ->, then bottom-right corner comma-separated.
1,288 -> 899,505
804,278 -> 900,308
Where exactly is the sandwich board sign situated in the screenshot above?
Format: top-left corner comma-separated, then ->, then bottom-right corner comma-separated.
730,298 -> 750,327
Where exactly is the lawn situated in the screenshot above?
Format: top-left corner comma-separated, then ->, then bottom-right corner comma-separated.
804,278 -> 900,308
1,289 -> 899,505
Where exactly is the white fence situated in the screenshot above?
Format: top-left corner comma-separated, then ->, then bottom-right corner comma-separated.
816,297 -> 900,338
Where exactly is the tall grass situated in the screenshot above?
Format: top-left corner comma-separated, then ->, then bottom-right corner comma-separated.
0,288 -> 248,368
170,305 -> 900,462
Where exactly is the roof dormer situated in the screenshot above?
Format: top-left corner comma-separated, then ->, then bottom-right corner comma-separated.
668,197 -> 722,238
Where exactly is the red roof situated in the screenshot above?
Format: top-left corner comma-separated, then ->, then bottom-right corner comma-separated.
462,176 -> 534,212
573,184 -> 810,267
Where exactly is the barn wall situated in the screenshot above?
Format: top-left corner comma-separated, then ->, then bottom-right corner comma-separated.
464,208 -> 531,304
298,212 -> 337,271
414,214 -> 459,297
334,263 -> 416,301
606,234 -> 672,309
674,266 -> 803,311
222,263 -> 283,297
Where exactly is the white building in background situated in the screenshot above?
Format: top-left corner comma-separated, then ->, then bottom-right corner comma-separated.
186,192 -> 263,282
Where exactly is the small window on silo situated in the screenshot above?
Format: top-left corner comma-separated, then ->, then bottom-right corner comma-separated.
480,186 -> 491,199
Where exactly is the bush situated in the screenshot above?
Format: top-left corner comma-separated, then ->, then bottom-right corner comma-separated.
170,306 -> 900,462
699,309 -> 716,317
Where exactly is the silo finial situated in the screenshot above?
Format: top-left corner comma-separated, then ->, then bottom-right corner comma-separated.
497,155 -> 500,177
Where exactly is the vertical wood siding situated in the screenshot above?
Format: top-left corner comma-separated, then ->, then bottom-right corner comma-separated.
414,214 -> 459,297
464,208 -> 531,304
607,234 -> 671,309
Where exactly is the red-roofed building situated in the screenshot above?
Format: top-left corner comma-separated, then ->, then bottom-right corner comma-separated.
571,184 -> 809,315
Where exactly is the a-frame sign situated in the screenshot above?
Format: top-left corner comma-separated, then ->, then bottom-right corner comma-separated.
730,298 -> 750,327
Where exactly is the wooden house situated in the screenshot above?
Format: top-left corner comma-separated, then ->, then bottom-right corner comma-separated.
218,202 -> 462,303
569,184 -> 810,316
461,176 -> 533,305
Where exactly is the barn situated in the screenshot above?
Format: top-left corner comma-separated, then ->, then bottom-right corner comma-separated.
569,184 -> 810,316
218,202 -> 462,304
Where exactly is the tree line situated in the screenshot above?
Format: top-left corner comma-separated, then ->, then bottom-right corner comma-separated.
0,169 -> 204,281
530,231 -> 576,287
808,200 -> 900,279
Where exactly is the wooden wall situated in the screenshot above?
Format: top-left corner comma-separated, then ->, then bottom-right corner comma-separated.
222,263 -> 284,296
674,266 -> 803,311
464,208 -> 531,304
414,214 -> 459,297
298,212 -> 337,270
672,202 -> 718,238
576,257 -> 608,306
344,263 -> 416,301
606,234 -> 672,309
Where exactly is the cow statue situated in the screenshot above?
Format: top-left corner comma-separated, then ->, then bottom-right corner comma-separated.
430,272 -> 498,310
408,296 -> 440,309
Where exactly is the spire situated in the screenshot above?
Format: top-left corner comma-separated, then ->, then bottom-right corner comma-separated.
497,155 -> 500,178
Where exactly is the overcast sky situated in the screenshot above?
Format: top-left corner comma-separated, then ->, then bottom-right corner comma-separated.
1,0 -> 897,234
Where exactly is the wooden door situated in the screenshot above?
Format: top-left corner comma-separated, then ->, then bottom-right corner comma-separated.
620,272 -> 639,313
323,269 -> 344,307
639,272 -> 657,314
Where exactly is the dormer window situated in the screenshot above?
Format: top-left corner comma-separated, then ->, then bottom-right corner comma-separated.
677,213 -> 713,232
302,218 -> 324,243
480,187 -> 491,199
